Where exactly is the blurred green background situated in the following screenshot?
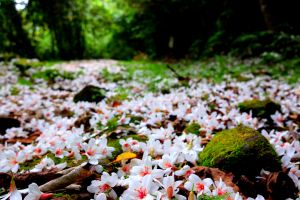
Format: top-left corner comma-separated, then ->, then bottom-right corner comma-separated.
1,0 -> 300,61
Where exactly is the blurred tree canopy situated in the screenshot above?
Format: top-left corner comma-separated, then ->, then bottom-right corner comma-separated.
1,0 -> 300,60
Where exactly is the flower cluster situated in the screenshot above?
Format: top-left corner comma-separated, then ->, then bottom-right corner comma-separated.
0,60 -> 299,199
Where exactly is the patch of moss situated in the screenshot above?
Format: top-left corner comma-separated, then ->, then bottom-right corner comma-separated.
198,125 -> 281,176
233,74 -> 251,82
14,59 -> 43,75
108,134 -> 148,158
238,98 -> 281,118
101,68 -> 125,82
19,156 -> 43,171
10,86 -> 20,96
53,193 -> 79,200
184,122 -> 201,135
33,69 -> 75,83
19,153 -> 88,171
73,85 -> 106,103
18,77 -> 34,86
197,195 -> 228,200
46,153 -> 87,168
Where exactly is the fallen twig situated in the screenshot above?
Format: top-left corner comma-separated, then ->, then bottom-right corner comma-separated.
39,163 -> 94,193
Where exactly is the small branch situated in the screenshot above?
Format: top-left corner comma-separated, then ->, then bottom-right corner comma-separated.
39,163 -> 94,193
166,65 -> 189,81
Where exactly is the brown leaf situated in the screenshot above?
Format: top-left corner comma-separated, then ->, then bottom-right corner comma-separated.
0,168 -> 60,189
265,171 -> 298,200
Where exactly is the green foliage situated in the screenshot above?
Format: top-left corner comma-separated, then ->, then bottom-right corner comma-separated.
231,32 -> 300,59
106,116 -> 119,132
33,68 -> 75,82
198,125 -> 281,176
10,86 -> 20,95
18,77 -> 33,86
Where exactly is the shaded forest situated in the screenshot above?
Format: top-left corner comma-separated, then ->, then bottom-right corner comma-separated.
1,0 -> 300,60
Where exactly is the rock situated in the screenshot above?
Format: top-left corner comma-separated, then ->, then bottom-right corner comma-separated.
74,112 -> 92,132
73,85 -> 106,103
0,116 -> 21,135
238,98 -> 281,119
198,125 -> 281,176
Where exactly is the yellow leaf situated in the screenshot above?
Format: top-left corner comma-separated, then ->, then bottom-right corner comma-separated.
112,152 -> 137,163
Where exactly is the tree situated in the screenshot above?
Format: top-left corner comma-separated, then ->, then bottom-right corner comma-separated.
26,0 -> 86,60
0,0 -> 34,56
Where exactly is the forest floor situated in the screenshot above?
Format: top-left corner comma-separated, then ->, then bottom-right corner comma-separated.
0,57 -> 299,200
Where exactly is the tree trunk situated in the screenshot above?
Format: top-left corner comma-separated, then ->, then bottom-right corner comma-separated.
259,0 -> 274,30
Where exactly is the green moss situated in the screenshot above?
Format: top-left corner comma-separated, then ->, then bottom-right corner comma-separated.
198,125 -> 281,176
233,74 -> 251,82
238,98 -> 281,118
33,68 -> 75,82
197,195 -> 228,200
14,59 -> 43,75
19,156 -> 43,171
53,193 -> 79,200
10,86 -> 20,96
19,153 -> 88,171
17,77 -> 34,86
108,134 -> 148,158
73,85 -> 106,103
46,153 -> 87,168
184,122 -> 201,135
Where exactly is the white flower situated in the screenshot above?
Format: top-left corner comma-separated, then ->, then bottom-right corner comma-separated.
87,172 -> 118,200
154,175 -> 185,200
184,174 -> 213,196
122,175 -> 158,200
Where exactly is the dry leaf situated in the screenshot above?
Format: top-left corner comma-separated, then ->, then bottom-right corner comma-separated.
112,152 -> 137,163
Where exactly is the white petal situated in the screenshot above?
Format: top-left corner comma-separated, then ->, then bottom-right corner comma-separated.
95,193 -> 107,200
184,181 -> 193,191
10,190 -> 22,200
188,174 -> 201,183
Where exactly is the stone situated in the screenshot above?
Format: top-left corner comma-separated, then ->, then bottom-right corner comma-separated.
73,85 -> 106,103
198,125 -> 281,176
238,98 -> 281,119
0,116 -> 21,135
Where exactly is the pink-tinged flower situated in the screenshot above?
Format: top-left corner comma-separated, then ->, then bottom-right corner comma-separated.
212,178 -> 234,196
119,138 -> 139,152
0,179 -> 26,200
122,175 -> 158,200
83,138 -> 115,165
184,174 -> 213,196
30,157 -> 66,172
158,153 -> 178,171
131,156 -> 163,179
87,172 -> 118,199
154,175 -> 185,200
175,165 -> 195,178
51,142 -> 67,159
0,150 -> 26,173
24,183 -> 53,200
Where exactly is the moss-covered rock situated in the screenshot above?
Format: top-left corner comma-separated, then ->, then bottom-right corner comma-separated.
73,85 -> 106,103
238,98 -> 281,118
198,125 -> 281,176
